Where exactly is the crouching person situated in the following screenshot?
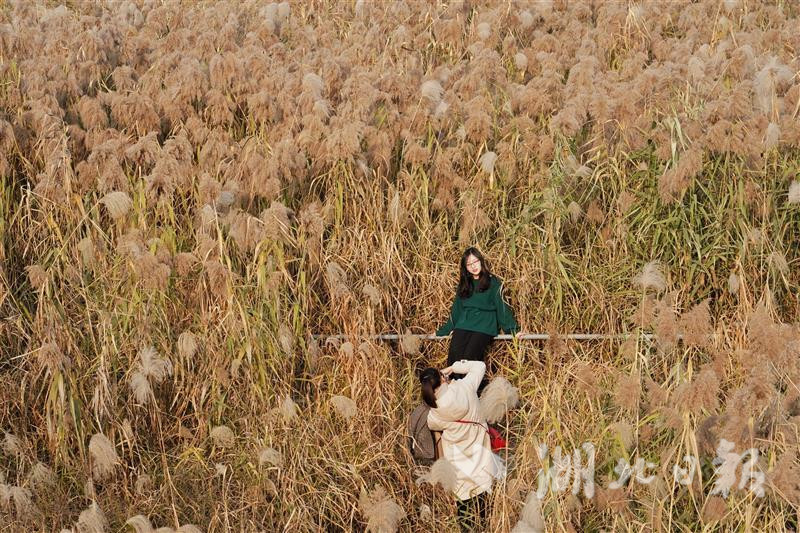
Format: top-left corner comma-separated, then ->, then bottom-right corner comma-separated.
419,360 -> 506,532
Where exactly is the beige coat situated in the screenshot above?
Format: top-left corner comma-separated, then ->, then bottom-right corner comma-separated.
427,360 -> 506,500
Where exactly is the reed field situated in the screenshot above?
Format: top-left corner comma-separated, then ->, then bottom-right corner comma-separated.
1,0 -> 800,531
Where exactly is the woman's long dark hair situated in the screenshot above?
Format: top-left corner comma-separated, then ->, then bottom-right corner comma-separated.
458,247 -> 492,298
419,368 -> 441,408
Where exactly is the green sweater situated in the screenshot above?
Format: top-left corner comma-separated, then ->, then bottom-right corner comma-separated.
436,276 -> 519,337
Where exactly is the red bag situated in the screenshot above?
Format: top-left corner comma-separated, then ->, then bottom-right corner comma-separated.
456,420 -> 507,453
487,425 -> 507,452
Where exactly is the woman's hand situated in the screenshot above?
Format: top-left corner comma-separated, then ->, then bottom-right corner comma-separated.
514,331 -> 526,339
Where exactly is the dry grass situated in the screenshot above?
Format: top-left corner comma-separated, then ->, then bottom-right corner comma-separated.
1,0 -> 800,531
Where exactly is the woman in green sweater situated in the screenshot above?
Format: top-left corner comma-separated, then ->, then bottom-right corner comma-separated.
436,247 -> 522,390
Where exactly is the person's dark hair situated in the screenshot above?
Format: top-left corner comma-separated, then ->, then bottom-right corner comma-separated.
419,367 -> 441,408
458,247 -> 492,298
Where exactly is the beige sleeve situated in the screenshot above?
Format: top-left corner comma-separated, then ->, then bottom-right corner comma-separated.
427,409 -> 446,431
450,360 -> 486,393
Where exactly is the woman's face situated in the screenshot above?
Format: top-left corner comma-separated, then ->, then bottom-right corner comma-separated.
465,254 -> 482,277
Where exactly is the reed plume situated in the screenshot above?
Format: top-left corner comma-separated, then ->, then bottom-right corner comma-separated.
479,376 -> 519,423
613,372 -> 641,413
210,426 -> 235,448
358,485 -> 406,533
511,491 -> 545,533
633,261 -> 666,292
100,191 -> 132,220
331,395 -> 358,420
76,502 -> 108,533
258,447 -> 283,468
415,458 -> 457,491
88,433 -> 119,481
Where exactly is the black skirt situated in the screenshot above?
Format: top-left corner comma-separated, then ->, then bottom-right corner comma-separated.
447,328 -> 493,365
446,329 -> 493,395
